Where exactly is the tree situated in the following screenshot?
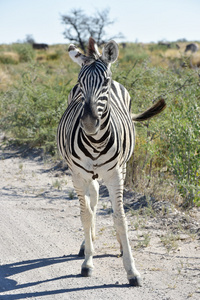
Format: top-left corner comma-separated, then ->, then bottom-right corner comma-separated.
61,8 -> 124,53
24,34 -> 35,44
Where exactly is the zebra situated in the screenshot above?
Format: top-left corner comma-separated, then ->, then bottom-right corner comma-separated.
57,37 -> 166,286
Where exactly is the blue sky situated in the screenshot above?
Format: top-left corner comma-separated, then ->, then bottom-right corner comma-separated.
1,0 -> 200,44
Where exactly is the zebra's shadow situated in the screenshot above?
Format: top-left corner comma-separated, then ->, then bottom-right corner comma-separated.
0,254 -> 124,299
0,255 -> 78,292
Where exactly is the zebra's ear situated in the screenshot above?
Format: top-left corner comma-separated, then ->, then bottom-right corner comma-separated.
68,44 -> 94,66
101,40 -> 119,64
87,37 -> 101,59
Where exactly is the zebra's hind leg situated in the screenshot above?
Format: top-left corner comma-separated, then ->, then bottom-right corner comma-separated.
73,176 -> 99,277
107,170 -> 141,287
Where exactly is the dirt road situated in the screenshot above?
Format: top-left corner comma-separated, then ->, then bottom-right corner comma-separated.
0,145 -> 199,299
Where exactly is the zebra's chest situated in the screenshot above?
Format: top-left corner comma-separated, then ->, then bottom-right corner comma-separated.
74,136 -> 117,165
69,131 -> 120,178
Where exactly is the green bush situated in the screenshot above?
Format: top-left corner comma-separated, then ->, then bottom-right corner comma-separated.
113,61 -> 200,206
166,93 -> 200,206
120,44 -> 149,64
12,43 -> 35,62
47,50 -> 63,60
0,63 -> 73,154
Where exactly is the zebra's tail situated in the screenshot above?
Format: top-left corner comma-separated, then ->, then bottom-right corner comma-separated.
131,98 -> 166,122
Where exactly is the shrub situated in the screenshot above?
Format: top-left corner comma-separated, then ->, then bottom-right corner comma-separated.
166,93 -> 200,206
119,44 -> 149,64
113,60 -> 200,207
47,50 -> 63,60
0,52 -> 19,64
12,43 -> 35,62
0,63 -> 73,154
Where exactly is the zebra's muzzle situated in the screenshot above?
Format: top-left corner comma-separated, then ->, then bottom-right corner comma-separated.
80,101 -> 100,136
80,116 -> 100,136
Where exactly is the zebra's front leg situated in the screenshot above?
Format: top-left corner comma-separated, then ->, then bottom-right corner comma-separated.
78,179 -> 99,257
107,170 -> 141,286
81,204 -> 94,278
73,176 -> 99,277
90,179 -> 99,242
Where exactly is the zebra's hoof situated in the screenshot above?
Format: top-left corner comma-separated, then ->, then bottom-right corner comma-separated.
129,276 -> 142,287
78,248 -> 85,257
81,267 -> 93,277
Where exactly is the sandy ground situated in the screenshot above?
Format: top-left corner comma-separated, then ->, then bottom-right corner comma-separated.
0,144 -> 199,300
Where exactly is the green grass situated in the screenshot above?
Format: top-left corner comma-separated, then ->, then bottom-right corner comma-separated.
0,42 -> 199,207
116,61 -> 200,206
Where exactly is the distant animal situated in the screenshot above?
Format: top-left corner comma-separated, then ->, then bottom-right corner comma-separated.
185,43 -> 199,53
158,42 -> 171,48
32,43 -> 48,50
57,37 -> 166,286
121,42 -> 127,49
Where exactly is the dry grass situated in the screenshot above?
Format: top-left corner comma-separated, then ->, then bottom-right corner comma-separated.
0,69 -> 11,90
144,42 -> 200,68
0,51 -> 19,64
190,52 -> 200,67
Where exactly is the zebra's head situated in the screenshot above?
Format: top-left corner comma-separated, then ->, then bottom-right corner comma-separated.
68,38 -> 119,136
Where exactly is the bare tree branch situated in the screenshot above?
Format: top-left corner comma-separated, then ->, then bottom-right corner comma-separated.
61,8 -> 124,53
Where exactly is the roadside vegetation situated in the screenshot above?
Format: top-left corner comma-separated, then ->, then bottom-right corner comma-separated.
0,41 -> 199,207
